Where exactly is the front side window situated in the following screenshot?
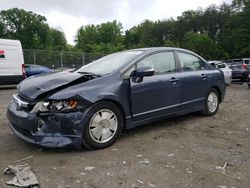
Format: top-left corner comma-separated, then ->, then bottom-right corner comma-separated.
124,65 -> 136,78
217,63 -> 226,69
178,52 -> 206,71
137,52 -> 176,75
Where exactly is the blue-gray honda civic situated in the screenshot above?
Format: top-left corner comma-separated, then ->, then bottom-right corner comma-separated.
7,47 -> 226,150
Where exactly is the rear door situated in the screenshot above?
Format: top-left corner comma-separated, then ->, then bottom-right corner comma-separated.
130,51 -> 182,122
176,51 -> 211,110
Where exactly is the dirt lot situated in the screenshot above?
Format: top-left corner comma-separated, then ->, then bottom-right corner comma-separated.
0,84 -> 249,188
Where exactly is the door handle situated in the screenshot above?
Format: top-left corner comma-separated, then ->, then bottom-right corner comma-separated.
169,77 -> 179,83
200,74 -> 208,78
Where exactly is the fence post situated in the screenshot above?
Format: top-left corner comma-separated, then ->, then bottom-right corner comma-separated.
82,53 -> 85,65
60,51 -> 63,67
33,50 -> 36,65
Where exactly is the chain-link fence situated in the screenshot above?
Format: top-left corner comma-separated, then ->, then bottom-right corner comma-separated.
23,49 -> 105,69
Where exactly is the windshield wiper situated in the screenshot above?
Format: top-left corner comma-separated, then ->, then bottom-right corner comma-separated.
77,71 -> 102,77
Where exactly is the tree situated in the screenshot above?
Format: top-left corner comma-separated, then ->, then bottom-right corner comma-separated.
182,32 -> 228,59
49,28 -> 67,51
0,8 -> 51,49
75,24 -> 98,51
124,20 -> 167,48
229,0 -> 250,57
0,19 -> 5,37
75,21 -> 124,53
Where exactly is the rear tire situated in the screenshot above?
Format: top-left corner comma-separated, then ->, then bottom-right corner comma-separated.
82,101 -> 123,150
201,88 -> 219,116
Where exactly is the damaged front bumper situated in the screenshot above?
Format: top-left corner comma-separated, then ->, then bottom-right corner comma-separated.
7,100 -> 85,149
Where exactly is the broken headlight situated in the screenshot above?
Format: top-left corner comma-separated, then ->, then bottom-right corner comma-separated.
31,99 -> 78,114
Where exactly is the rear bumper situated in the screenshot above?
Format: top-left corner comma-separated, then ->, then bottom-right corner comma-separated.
7,101 -> 84,149
0,75 -> 24,85
232,74 -> 243,79
232,71 -> 249,80
224,75 -> 232,85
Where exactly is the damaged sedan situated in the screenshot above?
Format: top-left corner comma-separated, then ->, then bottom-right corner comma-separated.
7,47 -> 226,150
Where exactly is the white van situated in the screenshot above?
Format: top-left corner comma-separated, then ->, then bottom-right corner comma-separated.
0,39 -> 25,85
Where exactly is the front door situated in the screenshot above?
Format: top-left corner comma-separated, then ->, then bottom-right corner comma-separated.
130,51 -> 182,122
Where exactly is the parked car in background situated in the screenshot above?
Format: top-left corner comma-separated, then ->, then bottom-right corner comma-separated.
230,64 -> 250,81
225,58 -> 250,81
243,64 -> 250,80
225,58 -> 250,67
209,61 -> 232,85
247,71 -> 250,88
24,64 -> 54,77
0,39 -> 25,85
7,47 -> 226,150
55,67 -> 76,73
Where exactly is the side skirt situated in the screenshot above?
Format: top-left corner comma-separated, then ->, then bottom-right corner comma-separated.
125,105 -> 203,130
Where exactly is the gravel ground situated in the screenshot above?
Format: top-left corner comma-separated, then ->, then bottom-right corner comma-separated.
0,84 -> 249,188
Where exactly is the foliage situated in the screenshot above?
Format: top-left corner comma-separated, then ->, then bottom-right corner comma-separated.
0,8 -> 67,50
124,2 -> 249,59
1,2 -> 250,59
182,32 -> 228,59
0,8 -> 50,49
75,21 -> 124,53
48,28 -> 67,51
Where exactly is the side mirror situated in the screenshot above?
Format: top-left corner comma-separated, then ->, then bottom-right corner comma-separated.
132,65 -> 155,77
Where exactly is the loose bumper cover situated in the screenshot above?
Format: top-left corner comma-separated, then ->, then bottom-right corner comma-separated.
7,100 -> 85,149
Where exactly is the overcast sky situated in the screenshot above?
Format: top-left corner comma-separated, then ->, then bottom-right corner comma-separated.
1,0 -> 232,44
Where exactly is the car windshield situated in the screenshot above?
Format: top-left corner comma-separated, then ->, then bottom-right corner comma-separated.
77,51 -> 143,75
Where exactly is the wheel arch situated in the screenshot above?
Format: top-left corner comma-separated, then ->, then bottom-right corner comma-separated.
211,86 -> 222,103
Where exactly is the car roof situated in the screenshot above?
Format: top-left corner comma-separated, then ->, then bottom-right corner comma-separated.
125,47 -> 195,53
124,47 -> 207,63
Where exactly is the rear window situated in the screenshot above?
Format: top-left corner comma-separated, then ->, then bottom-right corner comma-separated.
244,59 -> 250,64
231,63 -> 241,68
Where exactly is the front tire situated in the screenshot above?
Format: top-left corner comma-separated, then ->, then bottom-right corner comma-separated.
82,101 -> 123,150
201,88 -> 219,116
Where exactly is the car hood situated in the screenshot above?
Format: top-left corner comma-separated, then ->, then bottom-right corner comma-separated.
17,72 -> 93,100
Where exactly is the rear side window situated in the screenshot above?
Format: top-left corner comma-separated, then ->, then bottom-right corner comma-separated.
178,52 -> 206,71
137,52 -> 176,75
217,63 -> 226,69
231,64 -> 241,69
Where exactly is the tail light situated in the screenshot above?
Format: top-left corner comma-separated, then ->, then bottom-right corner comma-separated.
242,64 -> 247,70
22,64 -> 26,78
